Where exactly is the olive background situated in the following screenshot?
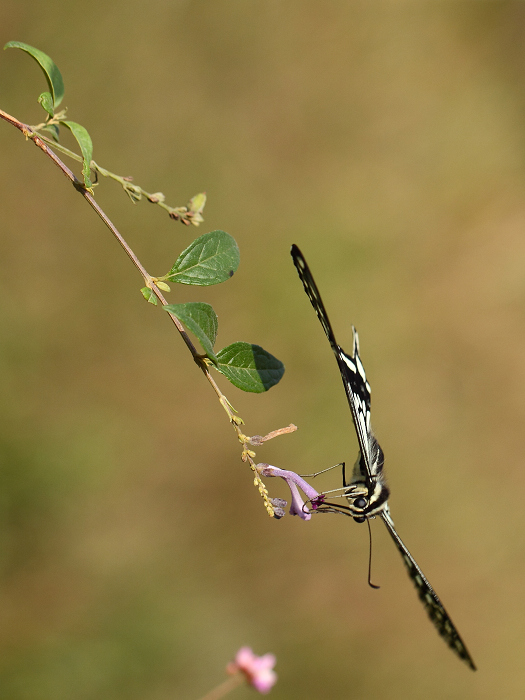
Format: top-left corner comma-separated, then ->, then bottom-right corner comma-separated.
1,2 -> 525,699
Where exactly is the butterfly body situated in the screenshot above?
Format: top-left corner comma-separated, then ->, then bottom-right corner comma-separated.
291,244 -> 476,671
344,443 -> 390,523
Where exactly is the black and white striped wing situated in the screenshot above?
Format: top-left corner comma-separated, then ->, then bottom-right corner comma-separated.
291,244 -> 374,479
381,511 -> 476,671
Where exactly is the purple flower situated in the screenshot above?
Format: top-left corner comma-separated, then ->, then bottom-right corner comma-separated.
258,465 -> 321,521
227,647 -> 277,694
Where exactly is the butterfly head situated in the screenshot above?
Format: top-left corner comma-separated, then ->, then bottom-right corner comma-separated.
344,487 -> 390,523
352,496 -> 368,523
344,447 -> 390,522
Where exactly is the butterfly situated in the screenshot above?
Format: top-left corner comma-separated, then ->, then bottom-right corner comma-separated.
291,244 -> 476,671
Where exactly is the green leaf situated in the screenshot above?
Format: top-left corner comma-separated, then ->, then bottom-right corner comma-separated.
123,182 -> 142,203
187,191 -> 206,225
60,121 -> 93,189
141,287 -> 158,305
188,192 -> 206,214
164,302 -> 218,361
41,123 -> 60,142
4,41 -> 65,107
165,230 -> 240,286
37,91 -> 54,117
214,342 -> 284,393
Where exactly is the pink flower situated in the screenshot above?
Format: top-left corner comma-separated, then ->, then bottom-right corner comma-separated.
227,647 -> 277,694
258,464 -> 321,521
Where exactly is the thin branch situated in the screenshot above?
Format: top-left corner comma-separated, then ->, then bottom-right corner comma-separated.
27,119 -> 204,224
1,107 -> 290,515
0,109 -> 217,391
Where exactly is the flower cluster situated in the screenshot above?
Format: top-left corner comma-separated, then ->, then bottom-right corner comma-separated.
227,646 -> 277,694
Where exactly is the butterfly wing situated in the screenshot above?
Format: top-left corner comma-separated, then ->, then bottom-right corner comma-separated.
291,245 -> 374,480
380,511 -> 476,670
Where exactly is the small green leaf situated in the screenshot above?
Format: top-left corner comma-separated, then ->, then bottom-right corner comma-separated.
214,342 -> 284,392
60,120 -> 93,189
164,302 -> 218,361
141,287 -> 158,305
41,123 -> 60,141
188,192 -> 206,214
156,281 -> 171,292
123,182 -> 142,203
147,192 -> 165,203
187,191 -> 206,225
37,91 -> 54,117
165,230 -> 240,286
5,41 -> 65,107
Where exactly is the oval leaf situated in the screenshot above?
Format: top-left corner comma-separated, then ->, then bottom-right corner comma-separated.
37,91 -> 54,117
60,120 -> 93,189
41,122 -> 60,142
4,41 -> 65,107
214,342 -> 284,393
156,281 -> 171,292
166,230 -> 240,286
140,287 -> 158,305
164,302 -> 218,361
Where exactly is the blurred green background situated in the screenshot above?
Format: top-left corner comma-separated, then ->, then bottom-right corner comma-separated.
1,2 -> 525,698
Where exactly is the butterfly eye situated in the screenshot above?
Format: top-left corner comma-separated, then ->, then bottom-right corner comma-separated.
353,516 -> 366,524
354,497 -> 367,510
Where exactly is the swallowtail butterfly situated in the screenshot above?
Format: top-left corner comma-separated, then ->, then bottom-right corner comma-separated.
291,244 -> 476,671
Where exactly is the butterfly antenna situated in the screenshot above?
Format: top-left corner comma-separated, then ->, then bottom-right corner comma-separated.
367,519 -> 380,589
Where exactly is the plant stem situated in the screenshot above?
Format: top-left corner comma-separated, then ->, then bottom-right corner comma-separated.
195,673 -> 244,700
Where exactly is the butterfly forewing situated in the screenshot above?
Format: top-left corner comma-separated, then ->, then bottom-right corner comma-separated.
291,245 -> 374,480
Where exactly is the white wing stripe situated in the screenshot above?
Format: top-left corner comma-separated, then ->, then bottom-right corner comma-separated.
355,354 -> 367,384
339,354 -> 356,373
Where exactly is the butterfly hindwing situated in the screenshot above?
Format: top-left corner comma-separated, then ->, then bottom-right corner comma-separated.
337,341 -> 374,476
